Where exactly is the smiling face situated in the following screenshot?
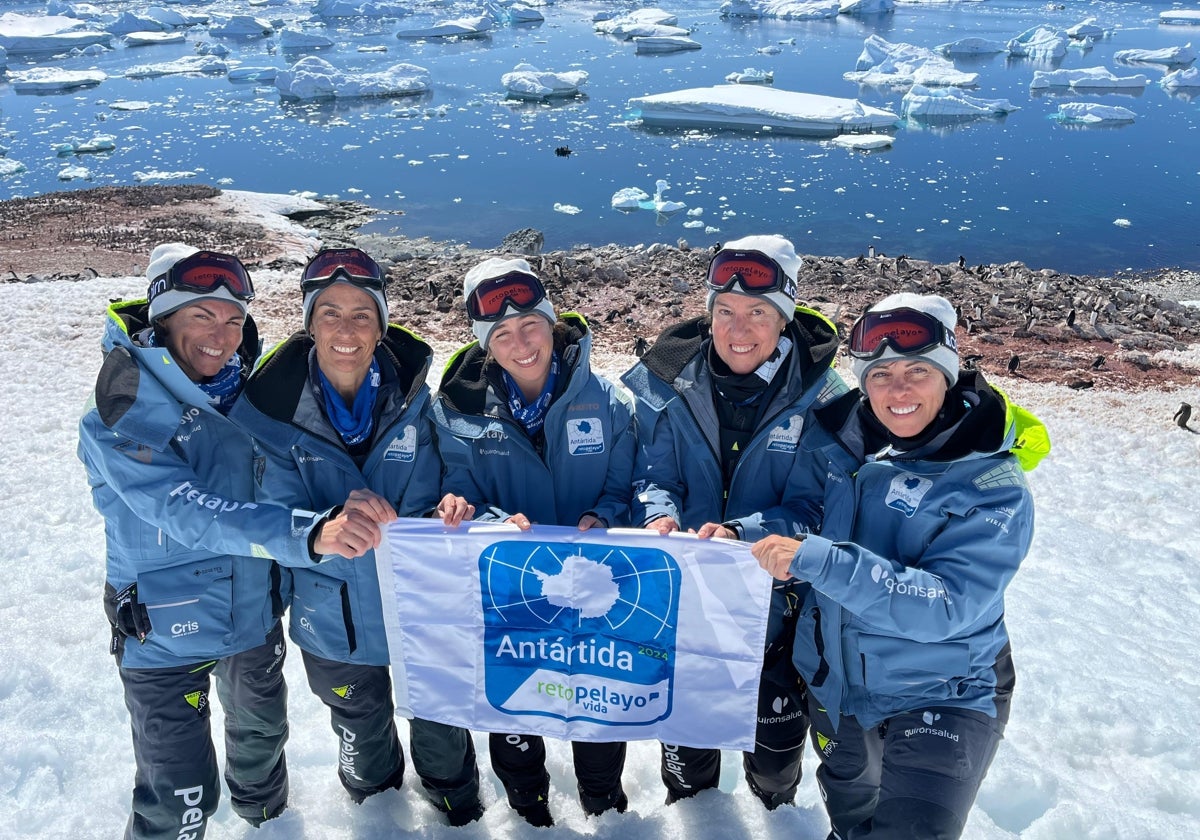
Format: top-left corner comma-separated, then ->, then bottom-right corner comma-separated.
862,358 -> 949,438
309,283 -> 383,399
710,292 -> 787,375
486,313 -> 555,402
161,299 -> 246,383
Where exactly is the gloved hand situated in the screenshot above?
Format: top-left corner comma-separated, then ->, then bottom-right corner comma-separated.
106,582 -> 152,644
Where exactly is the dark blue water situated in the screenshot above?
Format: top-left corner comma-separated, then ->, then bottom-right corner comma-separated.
2,0 -> 1197,274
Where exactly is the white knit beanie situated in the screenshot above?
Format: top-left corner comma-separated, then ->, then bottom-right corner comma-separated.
463,257 -> 556,350
146,243 -> 249,323
850,293 -> 960,385
705,234 -> 801,322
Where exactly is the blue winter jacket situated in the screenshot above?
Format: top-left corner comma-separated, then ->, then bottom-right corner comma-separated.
781,372 -> 1040,728
78,300 -> 329,669
620,308 -> 848,675
432,314 -> 635,528
229,325 -> 442,666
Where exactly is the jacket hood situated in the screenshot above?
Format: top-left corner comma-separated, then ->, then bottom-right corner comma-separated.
638,306 -> 841,395
437,312 -> 590,417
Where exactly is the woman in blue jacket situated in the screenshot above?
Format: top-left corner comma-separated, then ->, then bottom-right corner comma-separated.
230,247 -> 481,825
620,234 -> 847,810
432,257 -> 636,825
78,245 -> 386,840
753,293 -> 1045,840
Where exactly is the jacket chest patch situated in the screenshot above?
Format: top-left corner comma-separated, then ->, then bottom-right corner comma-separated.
885,472 -> 933,518
765,416 -> 803,453
384,425 -> 417,462
566,417 -> 605,455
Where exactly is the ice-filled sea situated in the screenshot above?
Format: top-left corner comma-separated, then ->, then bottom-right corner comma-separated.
1,0 -> 1198,274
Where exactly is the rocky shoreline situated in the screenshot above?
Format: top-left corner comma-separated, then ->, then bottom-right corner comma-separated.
3,185 -> 1199,391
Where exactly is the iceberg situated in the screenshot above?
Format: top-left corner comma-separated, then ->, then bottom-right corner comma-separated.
491,2 -> 545,24
901,84 -> 1019,118
11,67 -> 106,93
829,133 -> 892,150
275,55 -> 430,100
1162,66 -> 1200,89
1007,26 -> 1068,60
103,11 -> 169,35
1054,102 -> 1136,124
124,31 -> 187,46
613,180 -> 686,214
1113,44 -> 1196,65
595,9 -> 688,40
720,0 -> 839,20
1160,9 -> 1200,26
839,0 -> 895,15
635,35 -> 702,54
611,187 -> 650,210
935,37 -> 1007,57
846,35 -> 978,87
56,134 -> 116,154
125,56 -> 227,78
208,15 -> 273,38
228,66 -> 279,83
279,29 -> 335,51
1065,18 -> 1104,41
57,164 -> 91,181
628,85 -> 898,137
0,158 -> 27,177
395,15 -> 492,39
1030,66 -> 1149,90
725,68 -> 774,85
0,13 -> 112,54
313,0 -> 413,17
501,63 -> 587,100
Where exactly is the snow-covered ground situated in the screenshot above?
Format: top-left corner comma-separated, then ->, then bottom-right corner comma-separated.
2,199 -> 1200,838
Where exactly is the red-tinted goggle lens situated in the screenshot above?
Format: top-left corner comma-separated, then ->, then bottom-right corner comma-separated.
150,250 -> 255,303
301,248 -> 385,291
706,249 -> 790,295
848,308 -> 948,358
466,272 -> 547,321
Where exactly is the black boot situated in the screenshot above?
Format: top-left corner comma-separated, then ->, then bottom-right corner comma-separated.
580,786 -> 628,817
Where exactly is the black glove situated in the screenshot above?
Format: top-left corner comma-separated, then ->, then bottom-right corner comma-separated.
105,582 -> 151,644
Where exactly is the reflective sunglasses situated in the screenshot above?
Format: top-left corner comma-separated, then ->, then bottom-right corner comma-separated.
465,271 -> 547,322
705,248 -> 797,299
300,247 -> 386,293
848,307 -> 957,359
147,250 -> 255,303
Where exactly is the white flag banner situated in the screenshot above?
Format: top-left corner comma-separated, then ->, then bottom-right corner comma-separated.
375,519 -> 773,751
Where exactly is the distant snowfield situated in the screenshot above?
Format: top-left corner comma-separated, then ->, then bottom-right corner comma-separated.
2,191 -> 1200,839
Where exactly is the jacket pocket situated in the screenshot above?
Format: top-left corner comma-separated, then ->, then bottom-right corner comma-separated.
290,566 -> 357,660
137,559 -> 234,658
857,632 -> 970,692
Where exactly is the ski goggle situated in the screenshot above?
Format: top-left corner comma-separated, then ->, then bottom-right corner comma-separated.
705,248 -> 797,299
465,271 -> 547,322
848,307 -> 956,360
147,250 -> 255,304
300,247 -> 386,293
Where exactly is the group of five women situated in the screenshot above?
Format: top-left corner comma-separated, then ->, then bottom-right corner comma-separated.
80,235 -> 1044,840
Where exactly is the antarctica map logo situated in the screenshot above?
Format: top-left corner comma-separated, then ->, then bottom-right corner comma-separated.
480,539 -> 681,726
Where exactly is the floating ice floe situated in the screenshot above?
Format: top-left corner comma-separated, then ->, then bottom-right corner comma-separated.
109,99 -> 152,110
313,0 -> 414,17
104,11 -> 170,35
11,67 -> 106,93
1007,26 -> 1068,59
612,180 -> 686,214
1160,9 -> 1200,26
195,41 -> 230,57
901,84 -> 1019,118
396,15 -> 492,39
725,68 -> 773,84
275,55 -> 431,100
719,0 -> 839,20
1030,66 -> 1149,90
491,2 -> 545,24
628,85 -> 898,137
839,0 -> 894,15
57,164 -> 91,181
0,12 -> 113,54
208,15 -> 273,38
0,158 -> 27,177
1114,44 -> 1196,65
635,35 -> 702,54
228,66 -> 279,83
501,62 -> 587,100
55,134 -> 115,154
553,203 -> 582,215
846,35 -> 978,87
595,9 -> 688,40
1162,66 -> 1200,89
1065,18 -> 1105,41
279,29 -> 335,51
829,133 -> 892,150
935,37 -> 1007,57
124,31 -> 187,47
125,56 -> 227,78
134,169 -> 197,181
1054,102 -> 1136,124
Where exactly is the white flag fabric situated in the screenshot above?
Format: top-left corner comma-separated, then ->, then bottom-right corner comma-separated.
375,519 -> 773,751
